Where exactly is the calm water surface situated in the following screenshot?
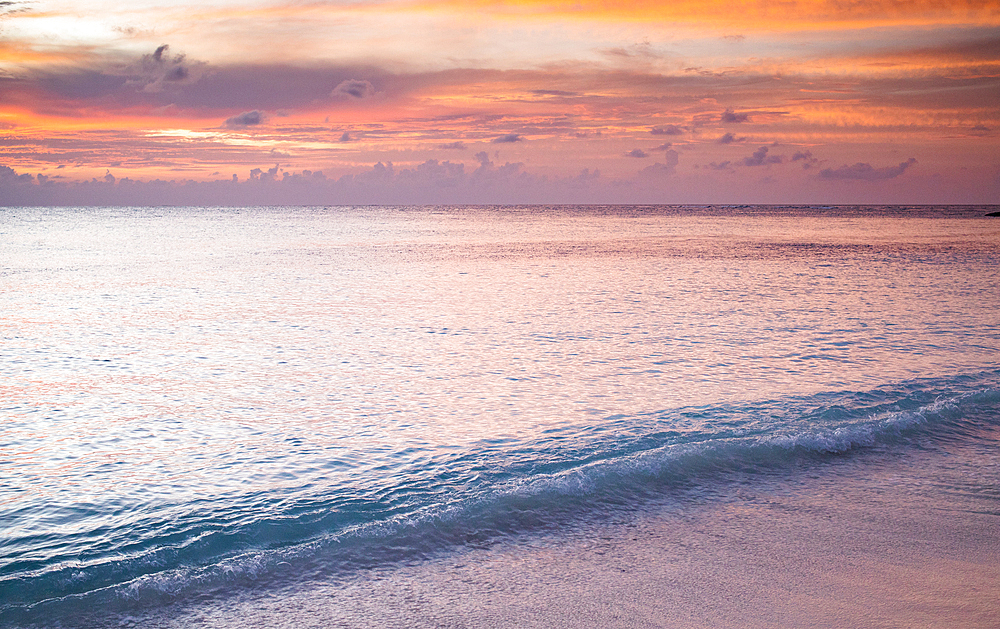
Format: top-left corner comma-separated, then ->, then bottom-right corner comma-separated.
2,205 -> 999,626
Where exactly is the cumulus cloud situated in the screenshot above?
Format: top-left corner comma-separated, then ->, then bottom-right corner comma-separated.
339,131 -> 352,142
132,44 -> 202,93
438,141 -> 467,149
492,134 -> 523,143
718,132 -> 743,144
651,125 -> 683,135
636,149 -> 680,179
224,110 -> 265,128
819,157 -> 917,180
331,79 -> 376,99
792,150 -> 819,169
0,158 -> 650,206
0,163 -> 33,183
721,109 -> 750,123
625,149 -> 649,158
742,146 -> 783,166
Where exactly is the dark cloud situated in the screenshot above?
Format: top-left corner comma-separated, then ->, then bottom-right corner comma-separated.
651,125 -> 684,135
721,109 -> 750,123
531,90 -> 579,97
339,131 -> 351,142
742,146 -> 783,166
820,158 -> 917,180
331,79 -> 375,99
625,149 -> 649,158
969,125 -> 991,136
879,34 -> 1000,63
133,44 -> 202,93
0,1 -> 30,18
492,134 -> 523,143
224,110 -> 265,128
718,132 -> 743,144
4,54 -> 998,128
708,161 -> 732,170
652,143 -> 672,150
438,141 -> 467,149
792,150 -> 819,169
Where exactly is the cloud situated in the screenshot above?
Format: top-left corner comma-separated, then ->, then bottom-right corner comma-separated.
742,146 -> 783,166
0,163 -> 33,183
224,110 -> 265,128
492,134 -> 523,143
625,148 -> 649,158
721,109 -> 750,123
331,79 -> 375,99
133,44 -> 202,93
792,150 -> 819,169
0,159 -> 624,206
0,0 -> 28,14
652,143 -> 672,150
339,131 -> 351,142
438,141 -> 467,149
718,132 -> 743,144
3,50 -> 997,134
820,158 -> 917,180
600,42 -> 664,62
636,150 -> 680,180
531,89 -> 579,97
651,125 -> 683,135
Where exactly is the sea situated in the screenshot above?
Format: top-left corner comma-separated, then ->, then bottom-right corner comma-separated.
2,205 -> 999,628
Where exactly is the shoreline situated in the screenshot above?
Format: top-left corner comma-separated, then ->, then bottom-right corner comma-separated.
152,437 -> 1000,629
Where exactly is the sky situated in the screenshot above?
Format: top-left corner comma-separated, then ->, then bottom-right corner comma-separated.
1,0 -> 999,205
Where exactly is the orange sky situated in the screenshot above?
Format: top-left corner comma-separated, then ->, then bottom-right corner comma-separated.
1,0 -> 998,203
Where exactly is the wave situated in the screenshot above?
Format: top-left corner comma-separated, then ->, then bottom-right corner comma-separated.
3,372 -> 998,625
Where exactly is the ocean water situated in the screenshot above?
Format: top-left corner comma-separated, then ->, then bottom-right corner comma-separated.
2,205 -> 999,628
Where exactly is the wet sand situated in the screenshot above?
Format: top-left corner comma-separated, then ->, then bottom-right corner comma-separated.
161,439 -> 1000,629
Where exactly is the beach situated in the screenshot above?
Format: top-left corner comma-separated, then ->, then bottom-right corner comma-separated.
2,205 -> 998,627
149,418 -> 1000,629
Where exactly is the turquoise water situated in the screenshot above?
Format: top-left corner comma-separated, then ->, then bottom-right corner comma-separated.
2,205 -> 999,626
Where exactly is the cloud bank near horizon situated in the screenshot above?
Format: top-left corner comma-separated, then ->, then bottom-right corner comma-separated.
5,150 -> 985,206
